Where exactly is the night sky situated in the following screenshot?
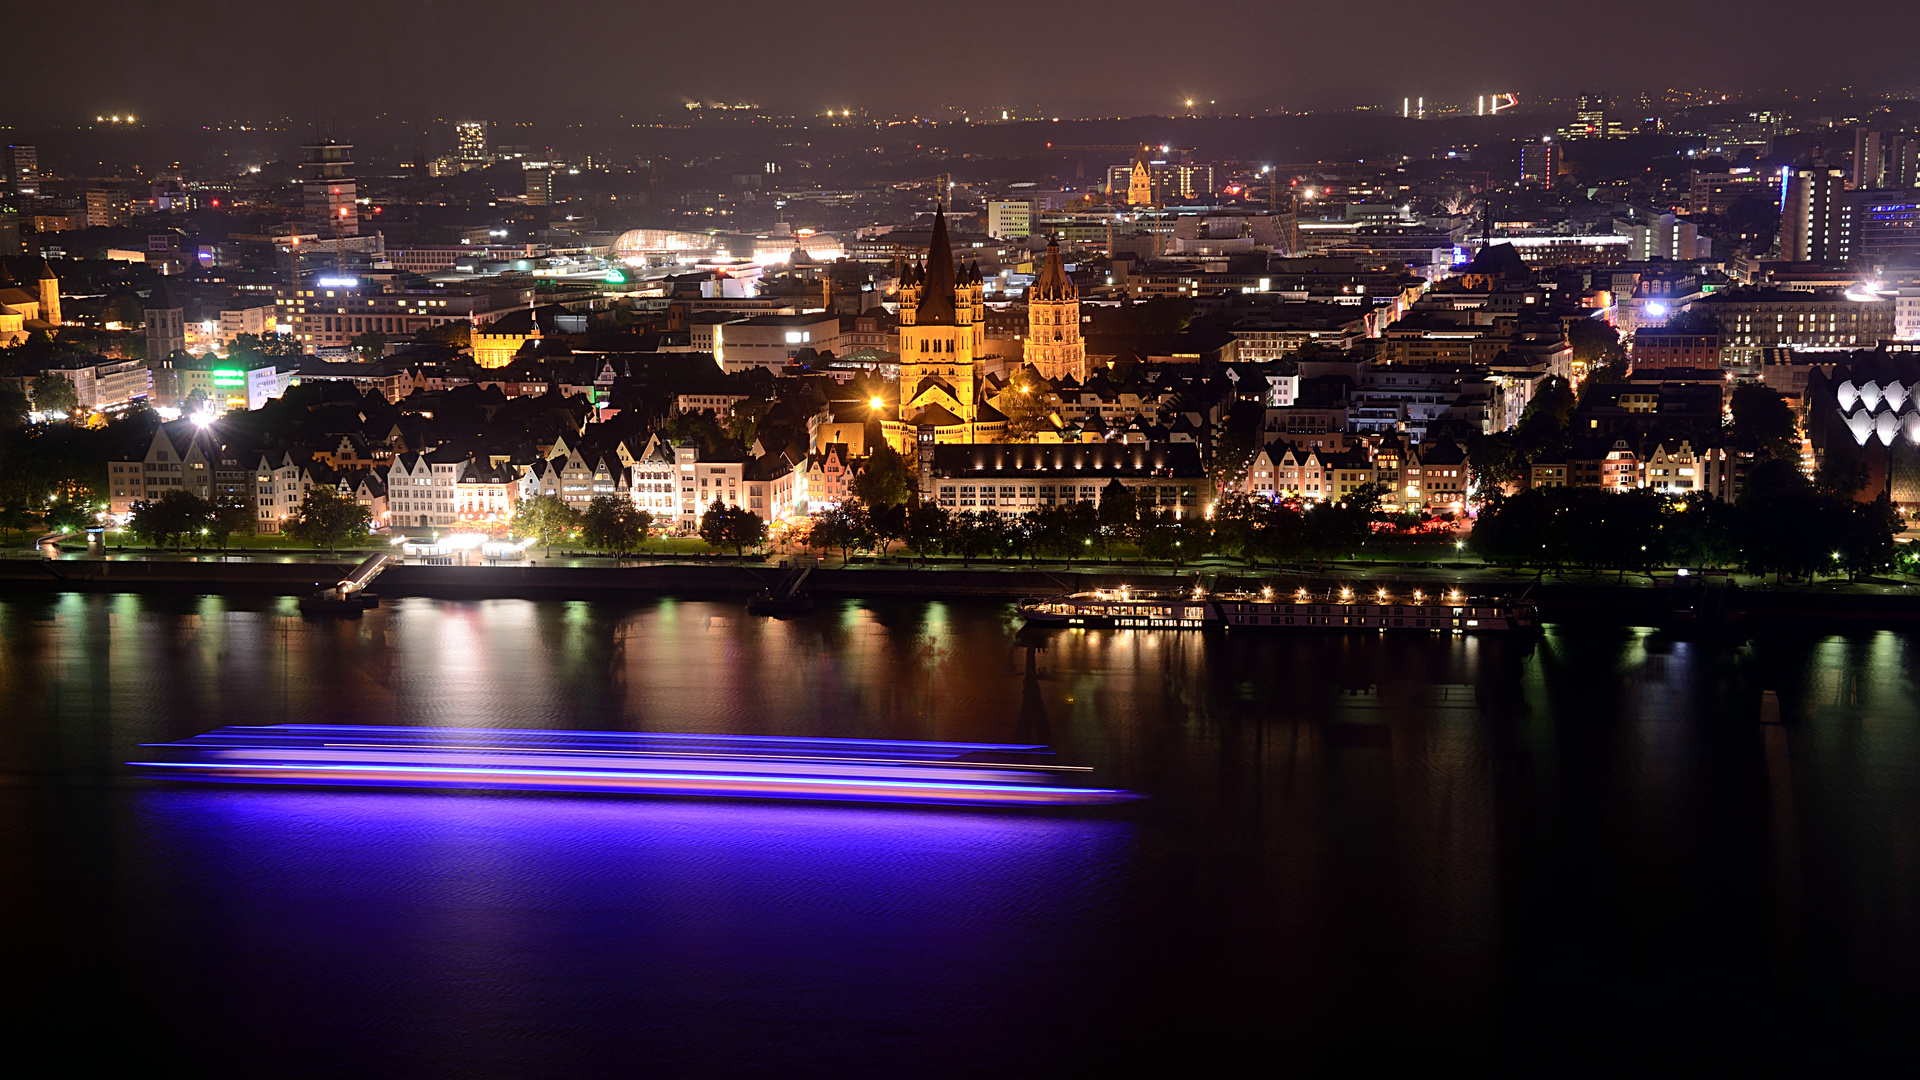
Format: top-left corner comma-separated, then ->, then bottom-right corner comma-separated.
12,1 -> 1920,125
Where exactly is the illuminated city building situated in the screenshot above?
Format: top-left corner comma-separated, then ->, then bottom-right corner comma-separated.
301,140 -> 358,239
143,282 -> 185,360
1025,235 -> 1085,383
4,144 -> 38,195
986,199 -> 1032,239
1519,139 -> 1558,187
524,166 -> 551,207
455,121 -> 489,162
1780,168 -> 1845,262
883,205 -> 1004,452
0,260 -> 58,345
1127,159 -> 1154,205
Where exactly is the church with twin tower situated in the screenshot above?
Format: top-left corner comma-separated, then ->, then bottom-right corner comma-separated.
882,204 -> 1007,451
881,205 -> 1085,455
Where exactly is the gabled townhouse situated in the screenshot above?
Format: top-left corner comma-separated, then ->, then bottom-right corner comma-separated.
334,470 -> 390,531
455,461 -> 520,529
1404,441 -> 1470,512
745,448 -> 801,523
795,442 -> 852,514
386,449 -> 467,529
108,423 -> 253,518
630,434 -> 680,523
255,451 -> 324,533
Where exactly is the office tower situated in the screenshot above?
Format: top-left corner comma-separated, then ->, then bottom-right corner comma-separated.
1781,168 -> 1846,262
302,140 -> 358,239
1855,127 -> 1885,189
525,167 -> 552,207
83,188 -> 129,228
455,121 -> 489,162
1888,134 -> 1920,189
6,145 -> 38,195
1573,93 -> 1609,138
1618,213 -> 1707,261
1846,191 -> 1920,267
987,199 -> 1032,239
1520,140 -> 1559,187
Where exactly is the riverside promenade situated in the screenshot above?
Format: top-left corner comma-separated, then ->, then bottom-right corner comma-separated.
7,548 -> 1920,631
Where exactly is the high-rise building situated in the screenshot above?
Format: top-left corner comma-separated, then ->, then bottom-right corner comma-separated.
1687,167 -> 1772,214
1780,168 -> 1846,262
301,140 -> 358,239
1572,93 -> 1609,138
1520,140 -> 1559,187
525,167 -> 552,207
1846,191 -> 1920,268
455,121 -> 489,162
5,145 -> 37,195
987,199 -> 1032,239
1025,236 -> 1084,383
1889,136 -> 1920,189
1616,212 -> 1708,261
83,188 -> 129,228
1855,127 -> 1886,189
1850,128 -> 1920,190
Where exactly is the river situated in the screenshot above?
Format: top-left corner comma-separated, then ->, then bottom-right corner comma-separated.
2,593 -> 1915,1075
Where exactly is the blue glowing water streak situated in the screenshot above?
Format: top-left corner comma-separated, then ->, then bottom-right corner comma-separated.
129,725 -> 1139,808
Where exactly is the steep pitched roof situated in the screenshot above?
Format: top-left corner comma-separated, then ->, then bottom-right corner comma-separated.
1031,235 -> 1076,302
915,204 -> 958,326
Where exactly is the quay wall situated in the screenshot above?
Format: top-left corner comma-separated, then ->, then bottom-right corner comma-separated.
4,559 -> 1919,630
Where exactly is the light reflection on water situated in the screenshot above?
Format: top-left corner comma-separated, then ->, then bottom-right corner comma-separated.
124,790 -> 1133,1079
3,592 -> 1919,1074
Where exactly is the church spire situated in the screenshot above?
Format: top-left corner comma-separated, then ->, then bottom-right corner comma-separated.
915,201 -> 958,325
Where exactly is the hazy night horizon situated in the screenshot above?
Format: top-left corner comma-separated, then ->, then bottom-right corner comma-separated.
6,5 -> 1920,1076
8,0 -> 1920,125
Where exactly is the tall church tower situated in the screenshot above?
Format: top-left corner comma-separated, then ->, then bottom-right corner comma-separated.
898,204 -> 985,425
38,260 -> 60,327
1025,236 -> 1083,383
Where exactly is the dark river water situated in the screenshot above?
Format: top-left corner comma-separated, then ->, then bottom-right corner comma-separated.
2,593 -> 1916,1076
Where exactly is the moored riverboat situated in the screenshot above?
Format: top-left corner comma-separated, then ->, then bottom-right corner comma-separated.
1017,588 -> 1220,629
1212,587 -> 1535,633
1018,586 -> 1535,633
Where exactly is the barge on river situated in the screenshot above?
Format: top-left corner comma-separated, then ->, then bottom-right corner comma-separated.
1018,587 -> 1535,633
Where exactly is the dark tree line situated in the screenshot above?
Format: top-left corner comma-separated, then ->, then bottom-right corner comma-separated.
1470,460 -> 1897,581
801,481 -> 1393,571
